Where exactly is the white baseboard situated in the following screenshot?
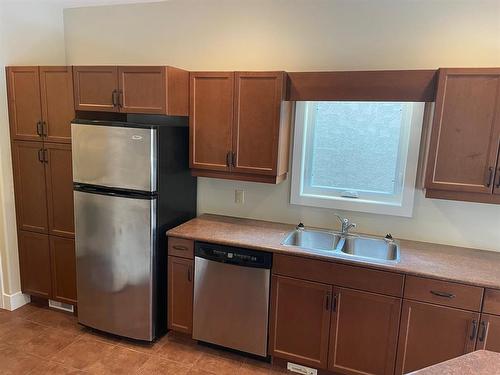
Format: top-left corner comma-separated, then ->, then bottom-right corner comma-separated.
1,292 -> 30,311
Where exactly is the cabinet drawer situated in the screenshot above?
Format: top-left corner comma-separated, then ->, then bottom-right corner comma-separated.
483,289 -> 500,315
168,237 -> 194,259
273,254 -> 404,297
404,275 -> 483,311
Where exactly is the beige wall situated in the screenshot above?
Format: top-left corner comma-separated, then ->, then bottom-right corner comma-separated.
64,0 -> 500,251
63,0 -> 500,252
0,1 -> 66,302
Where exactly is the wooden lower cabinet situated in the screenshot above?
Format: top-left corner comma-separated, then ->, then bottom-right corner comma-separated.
395,300 -> 479,374
328,287 -> 401,375
269,275 -> 332,369
168,256 -> 193,334
476,314 -> 500,352
17,231 -> 51,298
50,236 -> 77,304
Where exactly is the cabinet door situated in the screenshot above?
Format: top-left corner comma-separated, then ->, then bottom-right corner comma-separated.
168,256 -> 193,334
45,143 -> 74,238
189,72 -> 234,171
40,66 -> 75,143
50,236 -> 77,305
118,66 -> 166,114
73,66 -> 118,112
269,275 -> 332,369
426,69 -> 500,194
395,300 -> 479,374
232,72 -> 285,175
17,230 -> 51,298
328,287 -> 401,375
6,66 -> 43,141
11,141 -> 48,233
477,314 -> 500,353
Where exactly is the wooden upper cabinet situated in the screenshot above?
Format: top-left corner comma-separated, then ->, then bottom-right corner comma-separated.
73,66 -> 119,112
6,66 -> 43,141
425,68 -> 500,198
477,314 -> 500,353
118,66 -> 188,115
270,275 -> 332,369
73,66 -> 188,115
11,141 -> 48,234
232,72 -> 286,176
189,72 -> 234,172
40,66 -> 75,143
45,143 -> 74,238
328,287 -> 401,375
168,256 -> 194,334
18,231 -> 51,298
395,300 -> 479,374
50,236 -> 77,304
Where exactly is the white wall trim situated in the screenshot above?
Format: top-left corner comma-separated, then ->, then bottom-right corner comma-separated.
1,291 -> 30,311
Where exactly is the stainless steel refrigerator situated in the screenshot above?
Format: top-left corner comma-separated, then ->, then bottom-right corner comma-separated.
71,119 -> 196,341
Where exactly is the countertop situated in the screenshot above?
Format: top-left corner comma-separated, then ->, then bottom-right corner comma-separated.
167,214 -> 500,289
408,350 -> 500,374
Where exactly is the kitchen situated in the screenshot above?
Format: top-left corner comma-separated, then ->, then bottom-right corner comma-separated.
1,0 -> 500,374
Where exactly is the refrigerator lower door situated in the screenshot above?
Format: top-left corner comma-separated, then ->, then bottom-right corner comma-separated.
74,190 -> 156,341
71,123 -> 157,192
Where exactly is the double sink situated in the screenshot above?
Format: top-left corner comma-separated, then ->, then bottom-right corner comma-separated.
282,227 -> 400,263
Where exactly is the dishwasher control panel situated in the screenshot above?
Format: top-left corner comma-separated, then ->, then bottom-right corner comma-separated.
195,242 -> 272,269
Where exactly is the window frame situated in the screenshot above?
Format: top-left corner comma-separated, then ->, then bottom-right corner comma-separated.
290,101 -> 425,217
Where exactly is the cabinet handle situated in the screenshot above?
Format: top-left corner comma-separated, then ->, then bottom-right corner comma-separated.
112,90 -> 118,107
479,321 -> 488,342
226,151 -> 232,167
430,290 -> 456,299
187,266 -> 192,282
325,292 -> 331,311
118,90 -> 123,108
36,121 -> 43,137
486,167 -> 494,187
496,168 -> 500,189
470,320 -> 478,341
232,152 -> 236,167
42,121 -> 47,137
43,149 -> 48,163
37,149 -> 44,163
173,245 -> 188,251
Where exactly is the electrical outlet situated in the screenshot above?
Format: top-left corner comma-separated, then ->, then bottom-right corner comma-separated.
287,362 -> 317,375
235,189 -> 244,204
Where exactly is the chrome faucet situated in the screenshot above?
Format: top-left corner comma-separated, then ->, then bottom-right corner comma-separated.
336,215 -> 356,236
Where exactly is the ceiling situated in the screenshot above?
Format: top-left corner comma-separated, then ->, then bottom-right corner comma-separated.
6,0 -> 167,9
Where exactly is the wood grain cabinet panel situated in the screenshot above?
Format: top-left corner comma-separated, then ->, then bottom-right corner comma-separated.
269,275 -> 332,369
39,66 -> 75,143
395,300 -> 479,374
189,72 -> 234,172
232,72 -> 286,175
11,141 -> 48,234
50,236 -> 77,304
17,230 -> 51,298
328,287 -> 401,375
168,256 -> 193,334
476,314 -> 500,353
45,143 -> 74,238
73,66 -> 119,112
425,68 -> 500,201
483,289 -> 500,315
6,66 -> 43,141
167,237 -> 194,259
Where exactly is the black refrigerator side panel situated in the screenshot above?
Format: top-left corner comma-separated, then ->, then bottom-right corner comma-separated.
154,123 -> 197,338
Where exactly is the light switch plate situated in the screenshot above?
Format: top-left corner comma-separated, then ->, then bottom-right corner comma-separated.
235,189 -> 244,204
287,362 -> 317,375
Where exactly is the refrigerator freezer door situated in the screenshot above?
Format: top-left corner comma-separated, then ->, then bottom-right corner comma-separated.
74,190 -> 156,340
71,123 -> 157,192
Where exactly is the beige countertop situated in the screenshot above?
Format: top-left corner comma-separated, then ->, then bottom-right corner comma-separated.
408,350 -> 500,374
167,214 -> 500,289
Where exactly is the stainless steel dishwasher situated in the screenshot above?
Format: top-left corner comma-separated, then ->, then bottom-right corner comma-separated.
193,242 -> 272,357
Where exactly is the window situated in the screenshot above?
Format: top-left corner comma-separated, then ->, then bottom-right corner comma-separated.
290,101 -> 425,217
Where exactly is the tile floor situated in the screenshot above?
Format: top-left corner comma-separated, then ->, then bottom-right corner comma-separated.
0,303 -> 286,374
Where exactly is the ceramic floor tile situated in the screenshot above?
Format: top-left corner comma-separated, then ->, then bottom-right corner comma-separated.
25,308 -> 79,331
51,336 -> 116,371
0,318 -> 49,348
156,337 -> 204,365
0,346 -> 42,375
85,345 -> 150,374
118,335 -> 166,355
136,355 -> 192,375
27,360 -> 85,375
22,327 -> 83,359
194,352 -> 244,375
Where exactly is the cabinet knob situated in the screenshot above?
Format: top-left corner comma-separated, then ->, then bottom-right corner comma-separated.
486,167 -> 494,187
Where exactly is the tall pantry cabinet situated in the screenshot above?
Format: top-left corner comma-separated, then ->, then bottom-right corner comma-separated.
6,66 -> 77,305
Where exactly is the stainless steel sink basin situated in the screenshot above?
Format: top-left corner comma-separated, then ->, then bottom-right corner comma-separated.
282,229 -> 341,251
282,227 -> 400,263
339,236 -> 399,262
